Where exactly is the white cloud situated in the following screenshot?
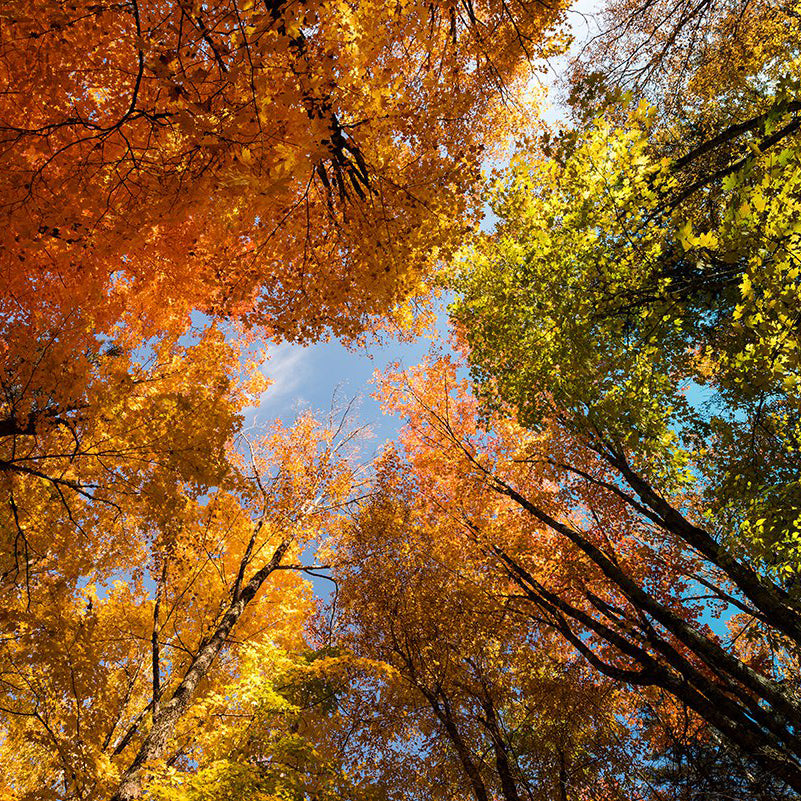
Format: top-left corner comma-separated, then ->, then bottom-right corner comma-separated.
259,342 -> 312,408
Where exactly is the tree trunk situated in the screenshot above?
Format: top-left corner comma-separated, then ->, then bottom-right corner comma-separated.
109,537 -> 291,801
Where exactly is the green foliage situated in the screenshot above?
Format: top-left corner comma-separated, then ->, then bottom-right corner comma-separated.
451,96 -> 801,578
148,644 -> 381,801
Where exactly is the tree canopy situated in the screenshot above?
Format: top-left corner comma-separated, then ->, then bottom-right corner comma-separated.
3,0 -> 801,798
1,0 -> 565,341
444,0 -> 801,790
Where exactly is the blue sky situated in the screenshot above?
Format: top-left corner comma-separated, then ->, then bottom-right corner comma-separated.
249,309 -> 450,452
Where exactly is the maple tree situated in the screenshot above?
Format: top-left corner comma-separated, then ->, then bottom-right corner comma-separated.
433,0 -> 801,788
4,0 -> 801,796
0,0 -> 570,631
146,644 -> 387,801
0,408 -> 358,800
567,0 -> 800,127
368,350 -> 801,791
564,0 -> 801,228
1,0 -> 567,343
334,446 -> 642,801
0,1 -> 576,797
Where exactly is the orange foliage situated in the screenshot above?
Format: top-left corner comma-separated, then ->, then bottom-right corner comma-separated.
1,0 -> 566,342
334,443 -> 640,801
0,410 -> 356,799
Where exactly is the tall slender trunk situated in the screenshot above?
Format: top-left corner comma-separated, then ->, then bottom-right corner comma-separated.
109,537 -> 291,801
479,697 -> 521,801
422,688 -> 491,801
557,747 -> 568,801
